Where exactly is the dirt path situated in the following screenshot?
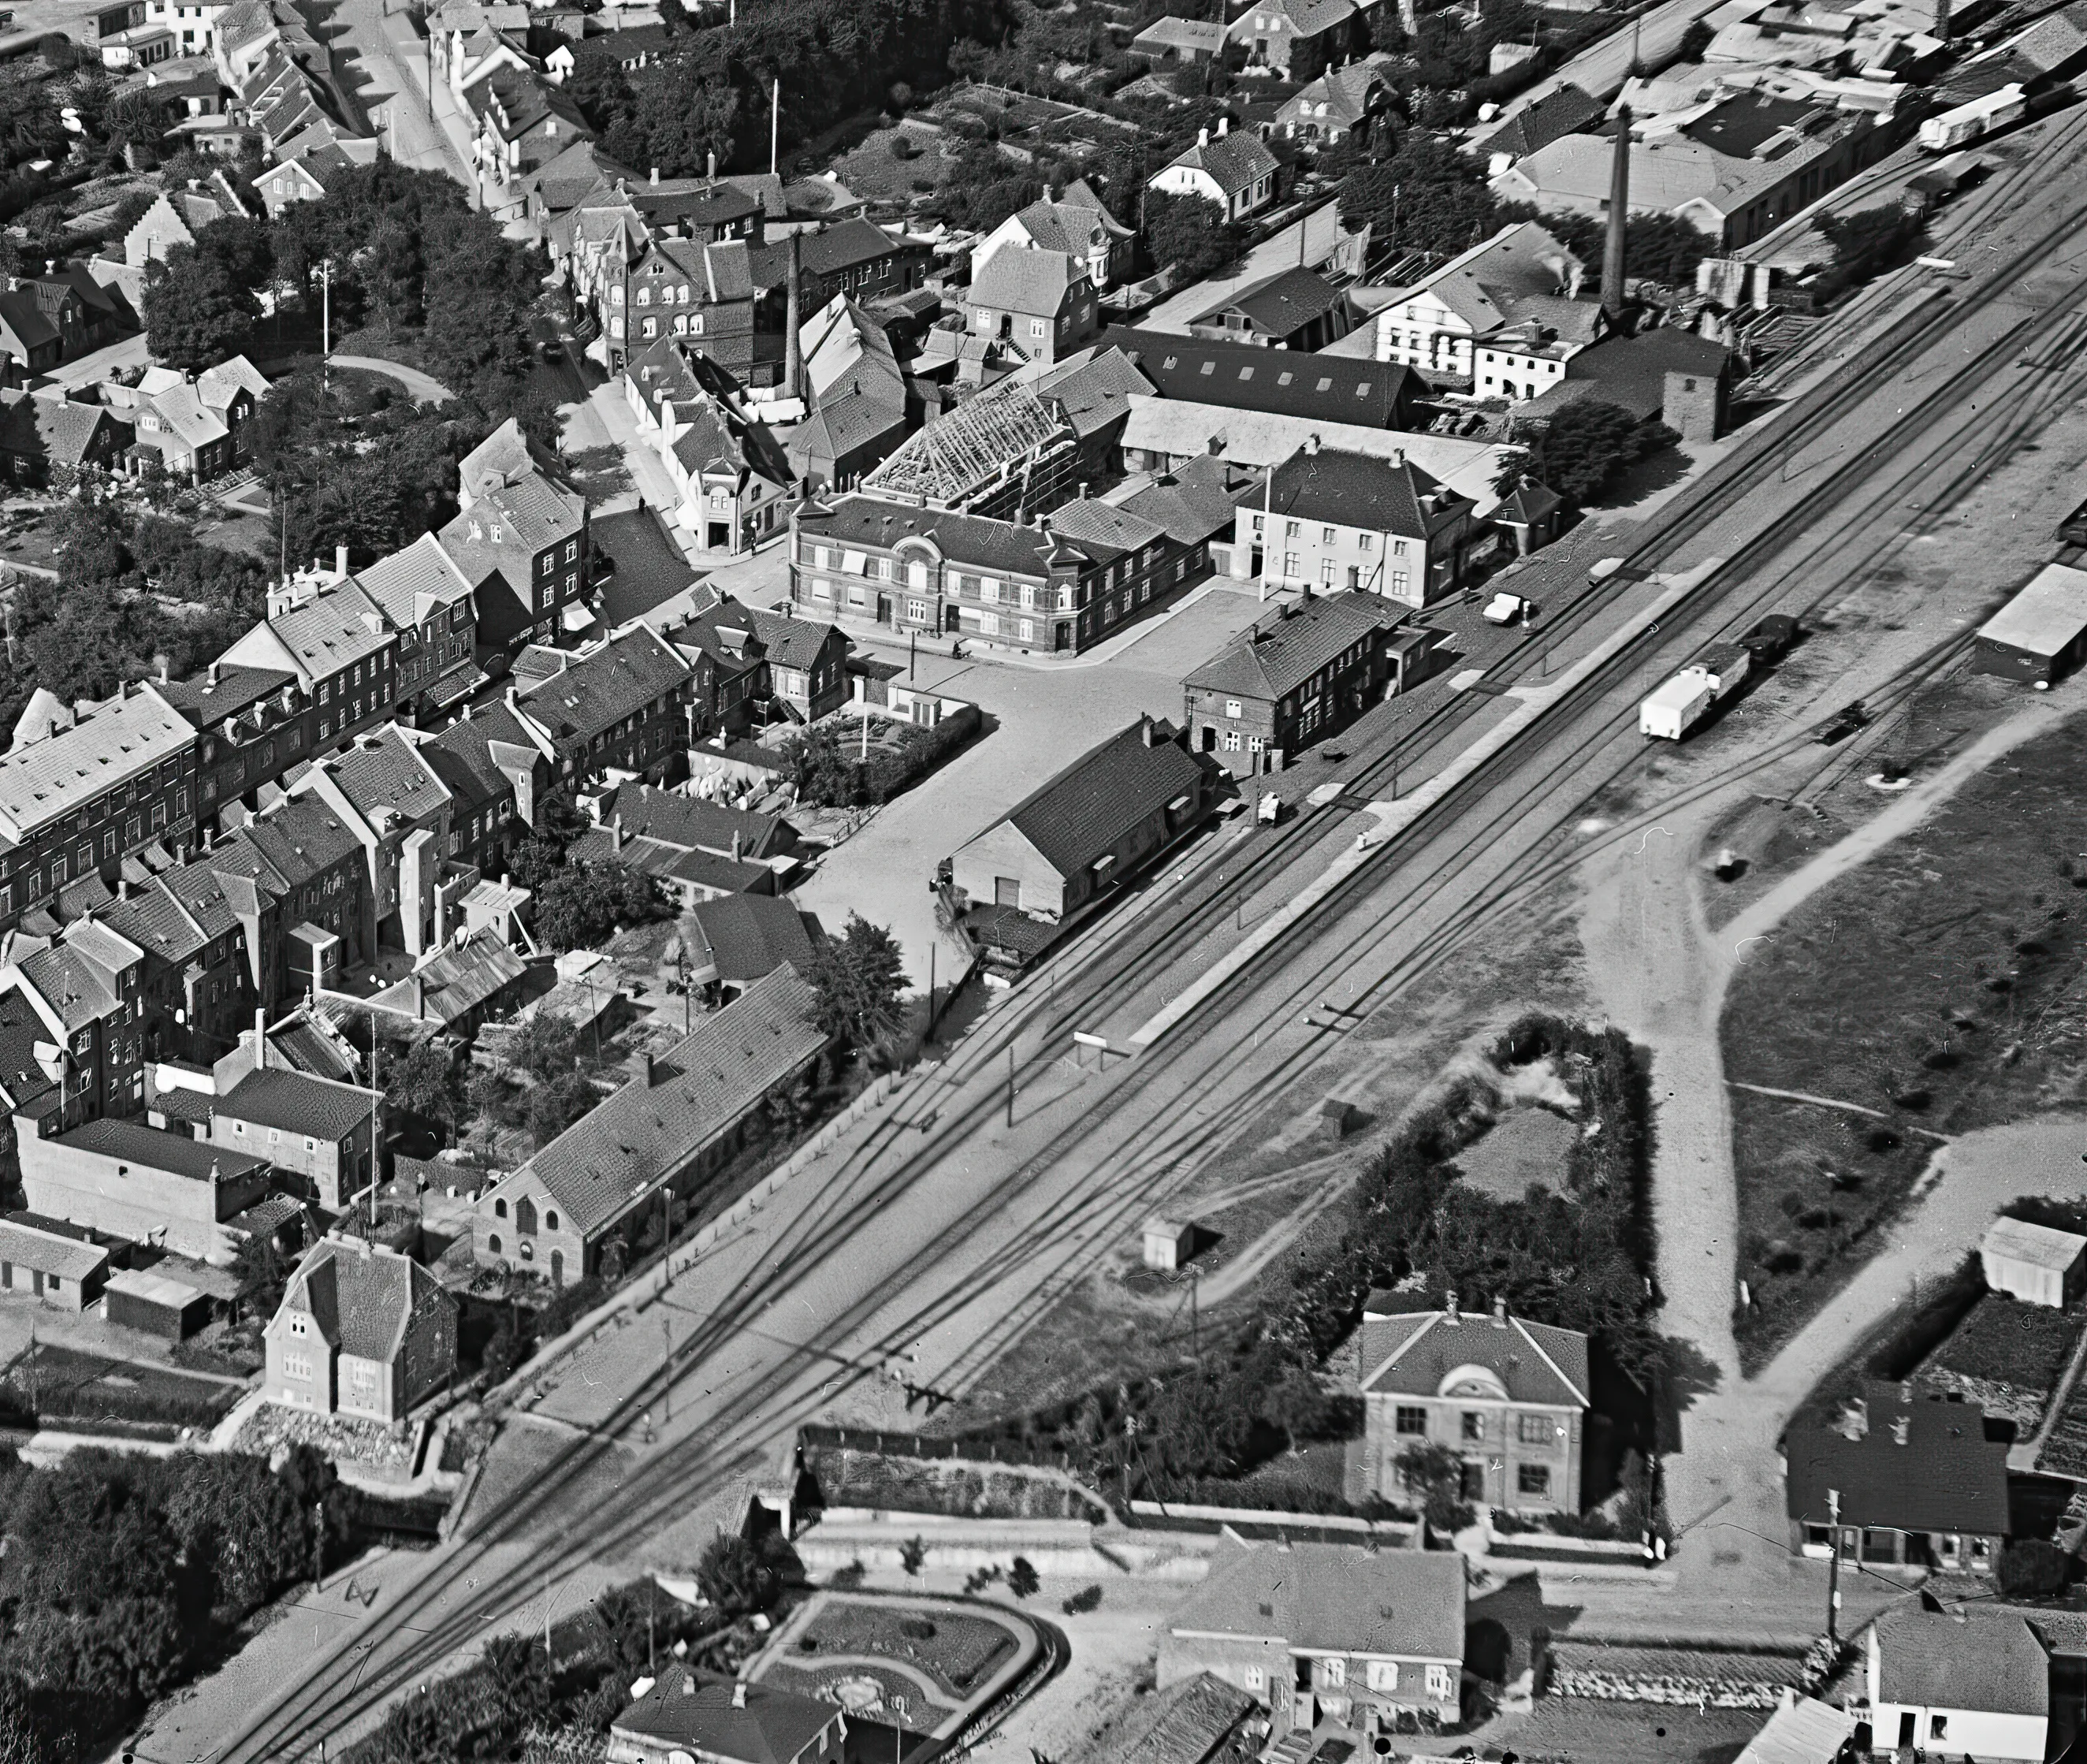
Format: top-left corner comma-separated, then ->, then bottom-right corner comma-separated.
1577,683 -> 2087,1624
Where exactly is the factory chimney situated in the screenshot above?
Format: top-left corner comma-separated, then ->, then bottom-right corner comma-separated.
1601,106 -> 1631,322
784,228 -> 805,401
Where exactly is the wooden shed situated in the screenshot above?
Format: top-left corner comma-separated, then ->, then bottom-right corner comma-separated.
1981,1215 -> 2087,1308
1973,564 -> 2087,685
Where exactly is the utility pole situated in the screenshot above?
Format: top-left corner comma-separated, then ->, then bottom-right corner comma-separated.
1825,1487 -> 1842,1647
314,1498 -> 326,1588
770,76 -> 779,177
1006,1045 -> 1014,1129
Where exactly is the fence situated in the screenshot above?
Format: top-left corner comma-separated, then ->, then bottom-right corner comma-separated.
801,1424 -> 1076,1469
1126,1498 -> 1419,1545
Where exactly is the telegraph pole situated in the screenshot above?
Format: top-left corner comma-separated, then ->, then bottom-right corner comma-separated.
1825,1487 -> 1842,1647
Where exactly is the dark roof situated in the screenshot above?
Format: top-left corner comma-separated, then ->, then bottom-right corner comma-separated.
596,782 -> 793,860
281,1236 -> 448,1361
689,894 -> 817,984
1201,266 -> 1347,338
505,967 -> 826,1237
54,1117 -> 270,1183
1682,91 -> 1819,158
1168,1539 -> 1466,1661
1112,1673 -> 1260,1764
612,1665 -> 839,1762
1119,454 -> 1254,546
1521,326 -> 1735,422
1110,326 -> 1412,427
0,986 -> 54,1112
590,503 -> 701,628
996,719 -> 1207,879
1473,83 -> 1605,160
1264,446 -> 1471,537
1186,592 -> 1398,702
1783,1384 -> 2011,1535
218,1066 -> 377,1141
750,218 -> 915,292
158,663 -> 297,726
798,494 -> 1133,579
515,626 -> 691,753
1356,1302 -> 1591,1408
1874,1608 -> 2048,1717
423,698 -> 544,813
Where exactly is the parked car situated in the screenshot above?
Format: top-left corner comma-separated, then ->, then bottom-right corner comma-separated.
1483,591 -> 1535,625
1257,792 -> 1283,825
1740,614 -> 1799,661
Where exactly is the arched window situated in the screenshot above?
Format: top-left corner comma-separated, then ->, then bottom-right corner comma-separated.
493,1198 -> 507,1219
488,1233 -> 502,1255
549,1249 -> 564,1287
545,1211 -> 560,1233
516,1196 -> 538,1235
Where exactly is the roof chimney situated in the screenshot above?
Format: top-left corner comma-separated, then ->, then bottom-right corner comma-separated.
611,812 -> 623,854
732,1682 -> 747,1710
707,150 -> 717,180
1197,125 -> 1209,147
645,1049 -> 658,1086
1443,1289 -> 1459,1322
254,1007 -> 268,1069
412,974 -> 426,1018
650,166 -> 660,184
1141,716 -> 1156,746
1304,432 -> 1320,456
1218,115 -> 1231,136
1492,1294 -> 1507,1327
335,543 -> 348,579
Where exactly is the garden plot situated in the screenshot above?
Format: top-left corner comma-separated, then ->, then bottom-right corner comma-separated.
1914,1292 -> 2085,1434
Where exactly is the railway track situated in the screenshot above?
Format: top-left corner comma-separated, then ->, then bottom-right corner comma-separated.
199,125 -> 2087,1764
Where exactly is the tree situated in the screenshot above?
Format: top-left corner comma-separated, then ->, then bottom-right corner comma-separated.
1516,399 -> 1673,501
511,1012 -> 582,1084
528,1070 -> 598,1148
1006,1556 -> 1040,1598
807,914 -> 907,1049
1817,203 -> 1921,295
695,1531 -> 791,1615
1339,132 -> 1501,256
383,1036 -> 458,1123
1677,17 -> 1715,59
142,240 -> 259,370
1393,1440 -> 1470,1531
1140,188 -> 1241,285
1529,209 -> 1712,288
532,858 -> 668,951
1999,1539 -> 2073,1598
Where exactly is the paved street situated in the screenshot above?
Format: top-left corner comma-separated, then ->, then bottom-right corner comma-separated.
314,0 -> 472,184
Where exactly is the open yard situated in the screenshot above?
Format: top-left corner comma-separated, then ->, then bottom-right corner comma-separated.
1914,1289 -> 2086,1434
1722,683 -> 2087,1369
791,1597 -> 1019,1699
5,1341 -> 244,1433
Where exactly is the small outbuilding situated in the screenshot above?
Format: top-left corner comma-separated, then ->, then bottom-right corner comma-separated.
0,1219 -> 108,1312
1974,563 -> 2087,684
104,1267 -> 214,1341
1982,1215 -> 2087,1308
1143,1218 -> 1194,1271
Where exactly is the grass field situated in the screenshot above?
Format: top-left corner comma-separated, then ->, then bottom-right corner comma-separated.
794,1599 -> 1017,1698
1914,1291 -> 2084,1432
1723,690 -> 2087,1369
6,1342 -> 244,1432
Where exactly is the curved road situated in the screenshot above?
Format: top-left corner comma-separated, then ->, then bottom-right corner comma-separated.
327,354 -> 453,404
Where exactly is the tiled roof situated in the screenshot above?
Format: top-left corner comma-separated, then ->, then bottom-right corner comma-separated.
1168,1538 -> 1465,1662
422,698 -> 544,812
55,1117 -> 269,1184
688,894 -> 816,984
515,626 -> 690,752
262,579 -> 395,678
1031,345 -> 1153,441
1393,221 -> 1585,336
1356,1304 -> 1591,1407
749,218 -> 911,291
309,727 -> 452,827
1471,84 -> 1605,161
281,1236 -> 448,1361
437,469 -> 586,593
1115,454 -> 1252,547
1519,325 -> 1733,422
0,391 -> 128,469
1186,592 -> 1397,702
0,987 -> 54,1111
1874,1608 -> 2048,1716
0,1219 -> 106,1282
969,244 -> 1085,318
1110,327 -> 1408,427
994,719 -> 1205,880
1782,1385 -> 2010,1535
1159,128 -> 1279,197
612,1665 -> 837,1762
502,966 -> 825,1236
367,933 -> 525,1024
219,1066 -> 377,1140
648,235 -> 754,303
1041,497 -> 1167,557
798,493 -> 1127,579
1201,266 -> 1345,337
744,608 -> 840,673
1264,446 -> 1470,538
356,531 -> 474,630
14,941 -> 121,1033
1114,1673 -> 1259,1764
0,683 -> 192,845
215,795 -> 363,894
597,782 -> 791,860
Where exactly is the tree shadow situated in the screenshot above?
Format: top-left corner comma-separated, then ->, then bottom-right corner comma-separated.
1657,1333 -> 1728,1460
561,443 -> 634,503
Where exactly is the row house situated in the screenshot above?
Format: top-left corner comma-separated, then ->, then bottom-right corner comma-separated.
419,696 -> 551,884
158,661 -> 311,824
1232,442 -> 1477,608
601,234 -> 757,380
466,65 -> 592,201
789,491 -> 1212,656
100,844 -> 271,1061
219,555 -> 400,754
437,467 -> 591,663
671,594 -> 851,733
277,726 -> 456,958
508,624 -> 694,792
0,683 -> 197,937
747,219 -> 932,331
624,337 -> 795,554
356,531 -> 481,722
206,793 -> 372,1001
0,921 -> 148,1132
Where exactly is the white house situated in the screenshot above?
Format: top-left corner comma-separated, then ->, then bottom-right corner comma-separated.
1373,220 -> 1603,395
1981,1215 -> 2087,1308
1148,121 -> 1281,222
968,178 -> 1135,291
1866,1606 -> 2048,1762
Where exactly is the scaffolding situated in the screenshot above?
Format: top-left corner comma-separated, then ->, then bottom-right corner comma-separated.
862,378 -> 1080,515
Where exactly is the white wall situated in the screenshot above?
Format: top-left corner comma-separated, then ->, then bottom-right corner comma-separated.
1869,1703 -> 2046,1761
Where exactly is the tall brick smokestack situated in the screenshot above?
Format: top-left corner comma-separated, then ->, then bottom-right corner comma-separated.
1602,106 -> 1631,321
784,229 -> 804,400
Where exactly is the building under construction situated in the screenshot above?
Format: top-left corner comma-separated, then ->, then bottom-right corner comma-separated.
861,375 -> 1083,519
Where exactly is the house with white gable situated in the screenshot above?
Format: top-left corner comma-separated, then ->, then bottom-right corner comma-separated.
969,177 -> 1136,291
1866,1605 -> 2049,1762
1148,121 -> 1281,222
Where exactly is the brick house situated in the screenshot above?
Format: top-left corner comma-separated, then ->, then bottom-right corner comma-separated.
790,490 -> 1215,655
218,557 -> 400,757
437,467 -> 591,663
159,662 -> 311,826
962,245 -> 1099,371
472,967 -> 828,1282
1,921 -> 149,1130
356,532 -> 482,723
1183,592 -> 1404,776
208,1058 -> 381,1211
1356,1293 -> 1590,1515
623,337 -> 796,555
598,233 -> 757,378
749,218 -> 932,326
945,717 -> 1213,936
419,697 -> 552,884
15,1115 -> 272,1263
1224,0 -> 1365,80
509,623 -> 694,794
263,1235 -> 457,1421
206,794 -> 374,1002
1783,1384 -> 2011,1575
0,682 -> 197,936
1232,443 -> 1476,607
0,391 -> 132,488
1159,1539 -> 1467,1743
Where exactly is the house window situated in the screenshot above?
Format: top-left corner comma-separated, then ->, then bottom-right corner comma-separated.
283,1353 -> 311,1379
1320,559 -> 1336,586
1241,1664 -> 1265,1692
1223,731 -> 1242,752
1461,1412 -> 1483,1441
489,1234 -> 502,1254
1225,698 -> 1242,719
494,1198 -> 508,1219
1971,1536 -> 1993,1569
1395,1405 -> 1427,1435
545,1211 -> 559,1232
1931,1717 -> 1948,1742
1425,1665 -> 1453,1699
1517,1464 -> 1550,1498
1391,571 -> 1410,596
1366,1661 -> 1398,1692
1030,318 -> 1047,337
1318,1658 -> 1345,1688
1519,1413 -> 1552,1445
1282,552 -> 1299,578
